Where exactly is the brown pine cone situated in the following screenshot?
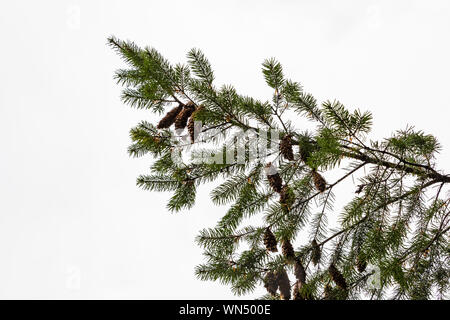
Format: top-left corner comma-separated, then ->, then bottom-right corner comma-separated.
328,263 -> 348,290
268,173 -> 283,193
174,102 -> 196,131
277,269 -> 291,300
311,239 -> 321,266
263,227 -> 278,253
187,106 -> 203,143
282,240 -> 295,262
312,170 -> 326,193
292,281 -> 302,300
294,258 -> 306,285
265,163 -> 283,193
279,134 -> 294,161
263,271 -> 278,296
157,104 -> 183,129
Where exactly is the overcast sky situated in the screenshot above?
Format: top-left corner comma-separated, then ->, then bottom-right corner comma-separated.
0,0 -> 449,299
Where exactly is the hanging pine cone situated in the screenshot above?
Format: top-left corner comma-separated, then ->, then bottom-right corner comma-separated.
279,185 -> 294,212
279,134 -> 294,161
282,240 -> 295,262
294,258 -> 306,284
174,102 -> 196,131
328,264 -> 348,290
263,271 -> 278,296
265,163 -> 283,193
356,256 -> 367,273
263,227 -> 278,253
157,104 -> 183,129
264,162 -> 283,193
276,269 -> 291,300
292,281 -> 302,300
311,239 -> 321,266
268,173 -> 283,193
187,106 -> 203,143
312,170 -> 326,193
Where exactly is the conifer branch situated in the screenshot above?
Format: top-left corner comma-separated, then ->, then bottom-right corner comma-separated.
110,38 -> 450,299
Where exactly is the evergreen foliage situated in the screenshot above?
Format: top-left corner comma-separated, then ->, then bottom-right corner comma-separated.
109,36 -> 450,300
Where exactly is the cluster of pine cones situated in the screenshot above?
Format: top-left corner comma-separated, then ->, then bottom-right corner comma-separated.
263,228 -> 296,263
270,126 -> 361,299
263,227 -> 353,300
156,101 -> 202,143
263,255 -> 309,300
263,228 -> 313,300
158,102 -> 358,300
263,268 -> 295,300
279,134 -> 327,193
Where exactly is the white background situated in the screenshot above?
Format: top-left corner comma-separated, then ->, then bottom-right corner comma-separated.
0,0 -> 449,299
